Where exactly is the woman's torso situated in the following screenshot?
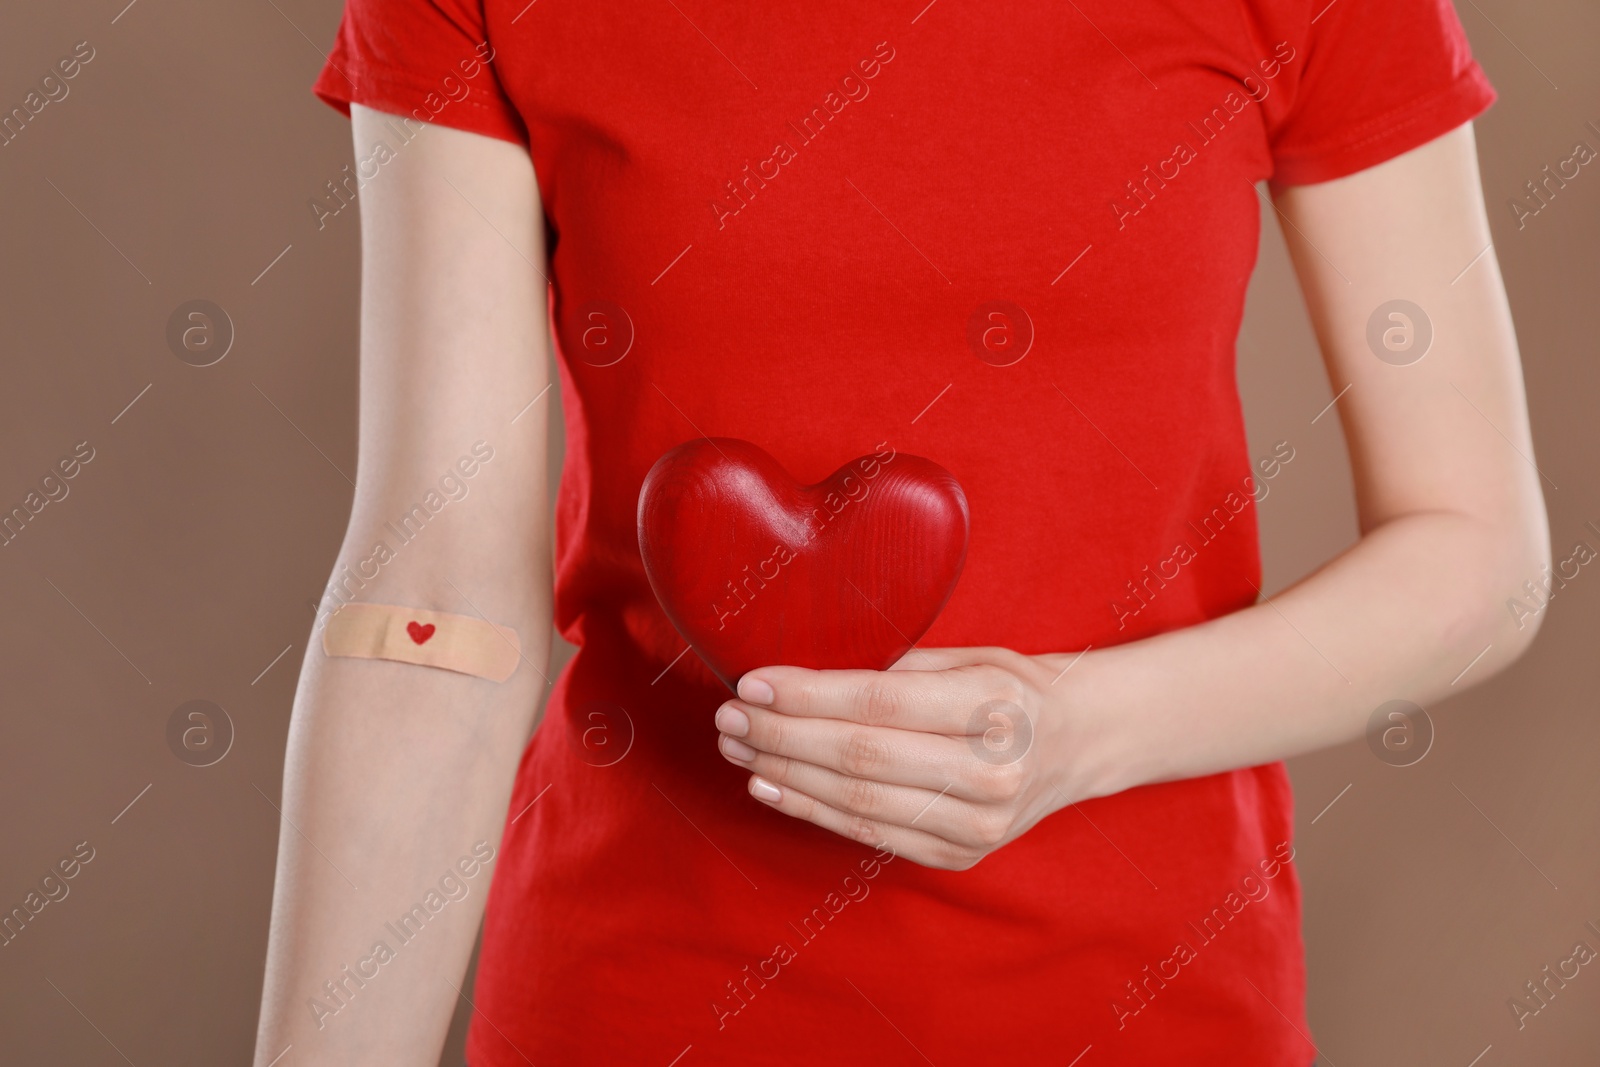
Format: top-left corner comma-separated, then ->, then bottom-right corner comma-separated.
462,2 -> 1310,1061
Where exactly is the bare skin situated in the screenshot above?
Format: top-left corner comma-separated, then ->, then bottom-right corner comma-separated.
251,107 -> 553,1065
717,122 -> 1551,869
254,111 -> 1547,1063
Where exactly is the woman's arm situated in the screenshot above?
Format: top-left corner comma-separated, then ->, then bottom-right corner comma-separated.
252,106 -> 552,1064
710,121 -> 1552,869
1074,119 -> 1550,783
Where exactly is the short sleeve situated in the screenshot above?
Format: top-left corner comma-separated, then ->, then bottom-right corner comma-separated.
1267,0 -> 1495,186
311,0 -> 528,147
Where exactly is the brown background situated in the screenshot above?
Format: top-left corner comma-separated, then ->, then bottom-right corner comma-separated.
1,1 -> 1595,1063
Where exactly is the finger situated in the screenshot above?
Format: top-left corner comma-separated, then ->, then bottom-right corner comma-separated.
736,661 -> 1023,734
723,741 -> 1005,850
886,646 -> 964,671
717,700 -> 991,798
742,774 -> 984,871
888,646 -> 1005,671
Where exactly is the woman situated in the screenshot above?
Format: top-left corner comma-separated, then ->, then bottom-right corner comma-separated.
254,1 -> 1548,1063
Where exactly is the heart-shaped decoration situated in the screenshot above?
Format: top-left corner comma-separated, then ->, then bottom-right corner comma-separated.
406,621 -> 436,645
638,438 -> 969,690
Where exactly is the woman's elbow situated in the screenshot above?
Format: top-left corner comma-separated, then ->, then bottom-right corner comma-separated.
1484,503 -> 1555,661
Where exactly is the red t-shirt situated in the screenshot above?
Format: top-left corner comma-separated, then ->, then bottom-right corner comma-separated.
312,3 -> 1492,1063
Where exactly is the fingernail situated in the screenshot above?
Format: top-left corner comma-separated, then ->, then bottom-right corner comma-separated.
720,734 -> 757,762
738,675 -> 775,706
750,777 -> 782,802
715,704 -> 750,737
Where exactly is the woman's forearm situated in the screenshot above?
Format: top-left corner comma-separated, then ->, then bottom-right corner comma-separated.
697,506 -> 1548,871
1064,507 -> 1550,799
252,570 -> 552,1067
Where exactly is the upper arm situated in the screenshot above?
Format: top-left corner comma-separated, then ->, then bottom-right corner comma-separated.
1270,122 -> 1549,562
341,103 -> 553,614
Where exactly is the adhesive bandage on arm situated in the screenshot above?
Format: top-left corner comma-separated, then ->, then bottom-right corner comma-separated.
321,603 -> 522,682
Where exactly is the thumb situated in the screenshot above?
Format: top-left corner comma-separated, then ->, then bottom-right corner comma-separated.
886,646 -> 983,672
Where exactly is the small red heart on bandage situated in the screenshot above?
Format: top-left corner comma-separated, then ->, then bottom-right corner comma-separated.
407,621 -> 436,645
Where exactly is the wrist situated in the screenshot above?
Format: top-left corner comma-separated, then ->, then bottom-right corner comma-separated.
1038,646 -> 1159,804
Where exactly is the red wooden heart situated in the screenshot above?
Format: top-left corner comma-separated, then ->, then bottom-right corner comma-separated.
407,621 -> 436,645
637,438 -> 969,690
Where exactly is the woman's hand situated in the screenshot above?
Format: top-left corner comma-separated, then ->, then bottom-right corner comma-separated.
714,646 -> 1110,870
